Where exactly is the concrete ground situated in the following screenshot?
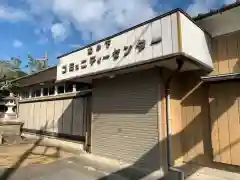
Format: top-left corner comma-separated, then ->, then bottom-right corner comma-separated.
0,143 -> 73,169
179,163 -> 240,180
1,141 -> 240,180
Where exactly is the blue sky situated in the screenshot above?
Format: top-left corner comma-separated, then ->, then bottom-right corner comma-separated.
0,0 -> 235,70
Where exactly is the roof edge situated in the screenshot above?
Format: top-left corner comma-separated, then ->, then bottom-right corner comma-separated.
57,8 -> 187,59
194,1 -> 240,21
201,73 -> 240,82
12,66 -> 57,83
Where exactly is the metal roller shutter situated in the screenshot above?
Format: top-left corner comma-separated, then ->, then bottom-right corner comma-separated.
92,69 -> 161,170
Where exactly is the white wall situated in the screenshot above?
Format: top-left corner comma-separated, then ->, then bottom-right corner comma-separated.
180,12 -> 213,69
57,13 -> 179,81
57,10 -> 214,81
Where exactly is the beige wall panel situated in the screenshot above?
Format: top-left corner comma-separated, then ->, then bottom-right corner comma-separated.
171,13 -> 179,53
184,105 -> 196,162
217,36 -> 229,74
33,102 -> 41,130
191,86 -> 209,164
62,99 -> 73,135
28,103 -> 35,130
210,82 -> 240,166
161,15 -> 173,56
19,96 -> 87,138
39,101 -> 47,130
227,33 -> 240,73
19,103 -> 27,128
211,30 -> 240,75
72,98 -> 84,136
216,86 -> 231,164
209,84 -> 231,164
227,84 -> 240,165
46,101 -> 55,132
151,19 -> 163,59
170,71 -> 211,165
134,24 -> 152,64
209,84 -> 221,162
210,39 -> 219,75
53,99 -> 63,133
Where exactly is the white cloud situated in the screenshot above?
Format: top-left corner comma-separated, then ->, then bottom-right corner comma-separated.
25,0 -> 157,41
38,36 -> 49,44
51,23 -> 69,41
0,5 -> 28,22
13,40 -> 23,48
1,0 -> 237,43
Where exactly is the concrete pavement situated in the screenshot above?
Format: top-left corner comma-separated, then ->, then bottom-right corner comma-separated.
1,155 -> 240,180
0,142 -> 240,180
0,156 -> 127,180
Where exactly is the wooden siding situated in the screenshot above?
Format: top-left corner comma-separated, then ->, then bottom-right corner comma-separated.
209,81 -> 240,166
211,30 -> 240,75
170,71 -> 211,165
19,96 -> 88,139
92,69 -> 162,170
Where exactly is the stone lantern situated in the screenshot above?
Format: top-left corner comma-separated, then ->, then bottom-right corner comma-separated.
0,92 -> 23,144
2,92 -> 17,120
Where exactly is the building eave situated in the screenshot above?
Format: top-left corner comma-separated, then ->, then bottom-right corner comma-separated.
12,66 -> 57,83
201,73 -> 240,82
194,1 -> 240,21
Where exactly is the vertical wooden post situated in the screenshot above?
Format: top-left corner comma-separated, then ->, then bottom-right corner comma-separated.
54,85 -> 58,96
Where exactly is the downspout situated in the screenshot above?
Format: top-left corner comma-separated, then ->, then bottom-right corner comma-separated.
165,58 -> 184,169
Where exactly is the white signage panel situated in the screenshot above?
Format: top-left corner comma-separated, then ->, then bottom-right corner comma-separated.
57,10 -> 213,81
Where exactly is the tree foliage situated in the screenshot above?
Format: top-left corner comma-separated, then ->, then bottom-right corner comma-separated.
0,52 -> 49,93
0,57 -> 26,92
26,52 -> 48,73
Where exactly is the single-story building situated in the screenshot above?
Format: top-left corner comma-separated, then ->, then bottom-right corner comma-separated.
14,1 -> 240,179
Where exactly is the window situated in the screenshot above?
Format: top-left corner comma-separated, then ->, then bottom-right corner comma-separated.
65,83 -> 73,93
76,83 -> 82,91
32,89 -> 41,97
21,91 -> 29,99
49,86 -> 55,95
32,91 -> 36,98
76,83 -> 91,91
43,88 -> 48,96
57,85 -> 64,94
35,89 -> 41,97
26,92 -> 30,98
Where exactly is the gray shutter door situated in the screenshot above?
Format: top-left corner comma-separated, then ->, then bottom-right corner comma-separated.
92,69 -> 161,170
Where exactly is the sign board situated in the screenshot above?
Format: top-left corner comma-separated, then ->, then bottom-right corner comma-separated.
57,10 -> 212,81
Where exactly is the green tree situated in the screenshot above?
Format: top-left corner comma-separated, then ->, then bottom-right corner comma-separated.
0,57 -> 26,80
0,57 -> 26,93
26,52 -> 49,73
